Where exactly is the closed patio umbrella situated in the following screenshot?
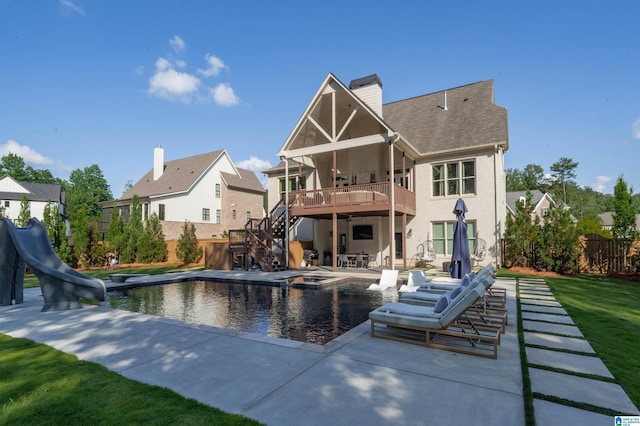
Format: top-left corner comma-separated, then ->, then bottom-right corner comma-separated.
449,198 -> 471,279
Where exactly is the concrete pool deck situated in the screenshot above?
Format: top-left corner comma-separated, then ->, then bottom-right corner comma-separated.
1,270 -> 637,425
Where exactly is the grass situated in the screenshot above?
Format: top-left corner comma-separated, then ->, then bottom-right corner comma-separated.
0,334 -> 262,425
544,274 -> 640,409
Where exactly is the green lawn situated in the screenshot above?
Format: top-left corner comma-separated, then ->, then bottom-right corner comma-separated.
0,334 -> 261,425
544,274 -> 640,408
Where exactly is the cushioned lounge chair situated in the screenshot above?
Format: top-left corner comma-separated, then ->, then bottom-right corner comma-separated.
369,269 -> 501,358
367,269 -> 399,291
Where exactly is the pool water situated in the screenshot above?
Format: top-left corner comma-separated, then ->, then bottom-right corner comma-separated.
104,280 -> 398,345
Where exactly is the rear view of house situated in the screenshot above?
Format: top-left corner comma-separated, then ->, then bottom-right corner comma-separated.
264,73 -> 508,271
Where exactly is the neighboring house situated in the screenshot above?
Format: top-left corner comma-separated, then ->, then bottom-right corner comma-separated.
506,190 -> 576,224
0,175 -> 65,223
101,147 -> 265,240
264,73 -> 508,270
506,190 -> 554,222
598,212 -> 640,232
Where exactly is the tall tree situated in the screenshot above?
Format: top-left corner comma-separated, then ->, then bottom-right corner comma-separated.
503,191 -> 541,268
539,203 -> 579,273
505,168 -> 525,191
16,194 -> 31,227
0,153 -> 29,181
522,164 -> 545,191
550,157 -> 578,205
612,176 -> 637,241
66,164 -> 112,221
138,212 -> 167,263
120,195 -> 143,263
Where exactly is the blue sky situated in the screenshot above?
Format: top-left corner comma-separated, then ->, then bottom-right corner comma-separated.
1,0 -> 638,197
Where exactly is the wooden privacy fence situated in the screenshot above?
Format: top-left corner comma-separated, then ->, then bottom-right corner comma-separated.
501,234 -> 640,274
579,234 -> 640,274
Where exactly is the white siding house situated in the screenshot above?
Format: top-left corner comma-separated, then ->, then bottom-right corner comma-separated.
0,175 -> 65,223
102,147 -> 264,240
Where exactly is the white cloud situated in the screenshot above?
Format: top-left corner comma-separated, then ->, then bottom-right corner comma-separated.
593,175 -> 613,193
59,0 -> 85,16
148,57 -> 200,102
0,140 -> 54,166
237,156 -> 272,188
169,35 -> 185,54
198,54 -> 225,77
632,117 -> 640,140
212,83 -> 239,106
236,156 -> 272,173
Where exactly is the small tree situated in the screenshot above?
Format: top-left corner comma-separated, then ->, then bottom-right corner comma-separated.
120,195 -> 143,263
503,191 -> 541,268
106,207 -> 125,257
138,213 -> 167,263
176,221 -> 203,264
16,194 -> 31,227
539,203 -> 579,273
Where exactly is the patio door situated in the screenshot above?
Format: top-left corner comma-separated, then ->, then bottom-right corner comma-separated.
395,232 -> 403,259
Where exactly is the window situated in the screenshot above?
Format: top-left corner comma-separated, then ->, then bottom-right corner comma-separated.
4,201 -> 9,208
432,221 -> 476,255
202,208 -> 210,221
232,209 -> 236,220
279,175 -> 306,195
246,211 -> 251,220
158,204 -> 165,220
215,183 -> 220,198
433,160 -> 475,196
215,209 -> 221,224
541,208 -> 550,217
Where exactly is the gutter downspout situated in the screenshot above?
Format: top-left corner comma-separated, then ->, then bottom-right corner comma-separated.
493,144 -> 500,267
284,157 -> 289,269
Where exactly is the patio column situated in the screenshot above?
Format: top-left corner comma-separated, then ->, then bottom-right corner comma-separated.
389,138 -> 395,270
283,156 -> 289,269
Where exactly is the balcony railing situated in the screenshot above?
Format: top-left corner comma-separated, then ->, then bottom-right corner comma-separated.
288,182 -> 415,214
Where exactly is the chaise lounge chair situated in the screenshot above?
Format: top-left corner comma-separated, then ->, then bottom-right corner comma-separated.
367,269 -> 399,291
369,264 -> 501,358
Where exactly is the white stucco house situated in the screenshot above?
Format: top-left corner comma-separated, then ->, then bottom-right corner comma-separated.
101,147 -> 265,240
0,175 -> 65,222
263,73 -> 509,271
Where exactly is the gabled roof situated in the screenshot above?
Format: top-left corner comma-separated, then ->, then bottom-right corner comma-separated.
221,168 -> 265,193
120,150 -> 225,200
598,212 -> 640,229
277,72 -> 419,159
382,80 -> 508,156
0,175 -> 62,202
506,190 -> 549,215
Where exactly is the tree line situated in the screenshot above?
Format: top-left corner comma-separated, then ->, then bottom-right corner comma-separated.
505,157 -> 639,272
506,156 -> 640,237
1,153 -> 202,267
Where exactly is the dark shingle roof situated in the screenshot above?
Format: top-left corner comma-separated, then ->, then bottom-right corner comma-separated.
120,150 -> 224,200
382,80 -> 508,155
0,180 -> 62,202
221,168 -> 265,193
506,190 -> 546,212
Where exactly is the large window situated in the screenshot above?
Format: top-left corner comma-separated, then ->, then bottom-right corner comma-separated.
279,175 -> 306,195
202,208 -> 210,221
433,160 -> 475,196
158,204 -> 165,220
432,220 -> 476,255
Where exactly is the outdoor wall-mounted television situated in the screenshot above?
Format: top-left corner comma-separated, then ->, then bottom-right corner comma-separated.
353,224 -> 373,240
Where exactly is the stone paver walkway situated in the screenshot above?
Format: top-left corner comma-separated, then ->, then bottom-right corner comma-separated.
519,278 -> 639,425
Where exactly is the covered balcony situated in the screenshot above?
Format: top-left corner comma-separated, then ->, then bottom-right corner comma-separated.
288,182 -> 415,218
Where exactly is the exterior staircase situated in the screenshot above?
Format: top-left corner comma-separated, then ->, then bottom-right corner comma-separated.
228,198 -> 298,272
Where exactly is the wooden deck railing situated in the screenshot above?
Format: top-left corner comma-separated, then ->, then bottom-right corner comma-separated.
289,182 -> 415,212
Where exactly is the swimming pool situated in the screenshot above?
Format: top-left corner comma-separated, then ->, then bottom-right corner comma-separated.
104,279 -> 398,345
